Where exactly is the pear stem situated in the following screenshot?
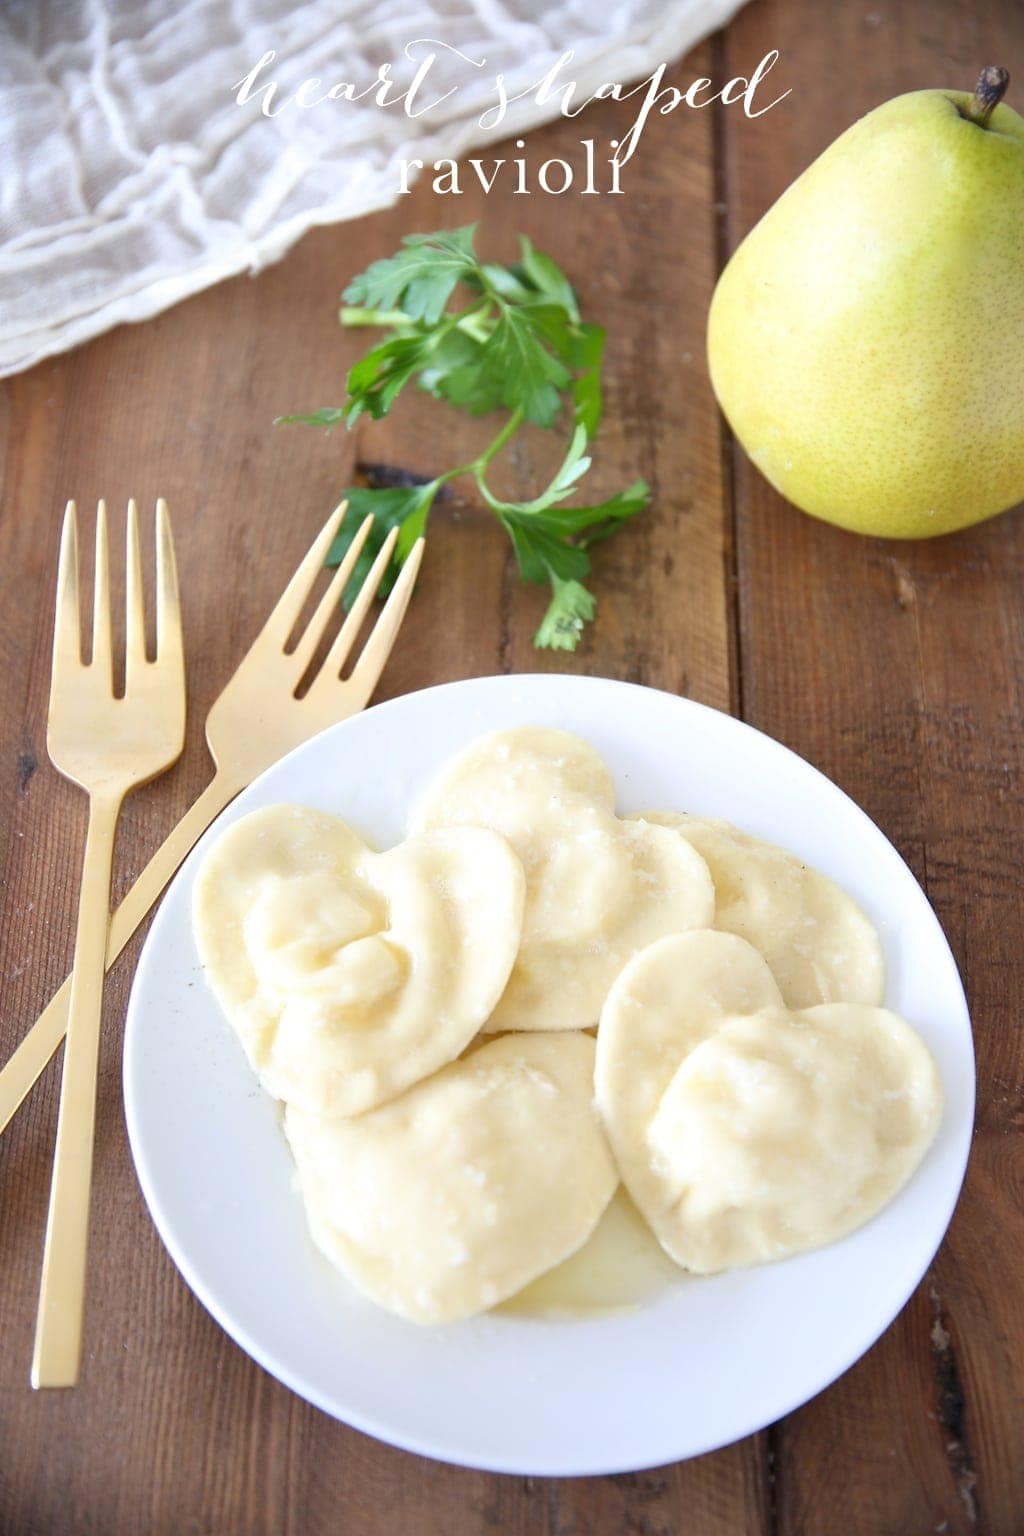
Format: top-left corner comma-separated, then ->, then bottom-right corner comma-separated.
962,66 -> 1010,128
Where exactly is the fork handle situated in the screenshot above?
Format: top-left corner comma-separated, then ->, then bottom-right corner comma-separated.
32,789 -> 123,1387
0,772 -> 240,1142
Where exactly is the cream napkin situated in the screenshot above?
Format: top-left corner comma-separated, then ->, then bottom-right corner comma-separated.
0,0 -> 745,377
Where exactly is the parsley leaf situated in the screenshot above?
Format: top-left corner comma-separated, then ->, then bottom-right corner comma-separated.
514,235 -> 580,320
343,226 -> 478,324
327,481 -> 439,602
568,324 -> 606,435
532,479 -> 650,541
344,333 -> 439,423
534,578 -> 597,650
479,306 -> 571,426
283,226 -> 649,650
503,518 -> 591,587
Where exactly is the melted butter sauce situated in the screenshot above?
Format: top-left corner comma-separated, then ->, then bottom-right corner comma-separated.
499,1187 -> 681,1318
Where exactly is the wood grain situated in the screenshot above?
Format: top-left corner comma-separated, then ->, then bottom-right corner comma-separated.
1,0 -> 1022,1529
0,42 -> 762,1536
720,2 -> 1024,1532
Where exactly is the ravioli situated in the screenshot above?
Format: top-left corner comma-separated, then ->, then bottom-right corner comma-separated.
193,732 -> 942,1327
285,1032 -> 618,1324
596,930 -> 942,1274
411,728 -> 715,1029
193,804 -> 525,1116
632,811 -> 885,1008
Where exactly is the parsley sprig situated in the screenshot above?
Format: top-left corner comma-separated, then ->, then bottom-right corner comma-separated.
280,226 -> 649,650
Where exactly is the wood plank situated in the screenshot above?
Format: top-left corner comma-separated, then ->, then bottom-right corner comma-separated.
0,41 -> 758,1536
720,1 -> 1024,1530
281,48 -> 761,1536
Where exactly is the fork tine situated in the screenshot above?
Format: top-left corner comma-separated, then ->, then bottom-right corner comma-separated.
348,537 -> 425,697
259,501 -> 349,650
52,501 -> 81,686
125,498 -> 146,683
154,499 -> 183,671
91,501 -> 112,686
288,515 -> 374,679
316,525 -> 400,681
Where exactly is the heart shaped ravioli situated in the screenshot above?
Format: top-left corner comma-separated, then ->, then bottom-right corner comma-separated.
284,1032 -> 618,1324
596,931 -> 942,1274
631,812 -> 885,1008
411,728 -> 715,1030
193,804 -> 525,1116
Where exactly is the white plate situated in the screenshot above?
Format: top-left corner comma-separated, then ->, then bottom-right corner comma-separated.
123,674 -> 973,1475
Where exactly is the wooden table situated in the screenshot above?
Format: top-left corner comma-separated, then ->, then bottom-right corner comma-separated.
2,0 -> 1022,1529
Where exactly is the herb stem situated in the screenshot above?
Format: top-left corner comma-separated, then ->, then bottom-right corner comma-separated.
339,306 -> 409,327
453,303 -> 494,343
473,407 -> 525,475
418,408 -> 526,504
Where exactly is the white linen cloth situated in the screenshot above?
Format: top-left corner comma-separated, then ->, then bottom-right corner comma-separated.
0,0 -> 744,378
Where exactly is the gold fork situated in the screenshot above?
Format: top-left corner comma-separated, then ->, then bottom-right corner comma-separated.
1,504 -> 423,1143
34,499 -> 187,1387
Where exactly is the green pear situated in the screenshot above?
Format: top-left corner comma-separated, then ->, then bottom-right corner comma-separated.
707,68 -> 1024,538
